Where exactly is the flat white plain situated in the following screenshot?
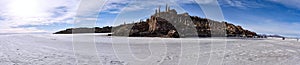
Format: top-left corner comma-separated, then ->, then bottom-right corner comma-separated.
0,34 -> 299,65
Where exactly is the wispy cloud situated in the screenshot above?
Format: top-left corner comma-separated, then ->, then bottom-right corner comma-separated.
2,0 -> 298,36
0,0 -> 79,33
268,0 -> 300,9
249,19 -> 300,37
220,0 -> 244,7
100,0 -> 130,14
0,0 -> 196,33
218,0 -> 265,9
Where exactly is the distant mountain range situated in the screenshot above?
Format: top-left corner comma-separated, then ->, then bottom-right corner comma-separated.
55,5 -> 262,38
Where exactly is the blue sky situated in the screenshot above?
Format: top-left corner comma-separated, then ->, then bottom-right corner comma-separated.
218,0 -> 300,37
0,0 -> 299,37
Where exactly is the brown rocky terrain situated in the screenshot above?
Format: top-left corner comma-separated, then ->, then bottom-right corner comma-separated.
112,5 -> 258,38
55,5 -> 258,38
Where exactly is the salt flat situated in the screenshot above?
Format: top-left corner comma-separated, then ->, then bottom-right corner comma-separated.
0,34 -> 300,65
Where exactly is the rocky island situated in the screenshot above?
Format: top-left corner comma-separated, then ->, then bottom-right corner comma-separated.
113,5 -> 258,38
55,4 -> 258,38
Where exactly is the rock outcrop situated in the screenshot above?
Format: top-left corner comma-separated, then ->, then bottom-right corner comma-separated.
112,4 -> 258,38
55,4 -> 259,38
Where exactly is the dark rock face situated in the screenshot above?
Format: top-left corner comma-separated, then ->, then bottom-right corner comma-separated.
225,22 -> 257,37
112,5 -> 258,38
113,16 -> 258,38
53,26 -> 112,34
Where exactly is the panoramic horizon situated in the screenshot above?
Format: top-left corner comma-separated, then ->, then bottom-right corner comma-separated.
1,0 -> 300,65
0,0 -> 299,38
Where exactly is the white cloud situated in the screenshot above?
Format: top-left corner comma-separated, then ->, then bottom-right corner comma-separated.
268,0 -> 300,9
218,0 -> 265,9
0,0 -> 79,33
0,0 -> 239,33
194,0 -> 215,4
76,0 -> 108,17
222,0 -> 244,7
